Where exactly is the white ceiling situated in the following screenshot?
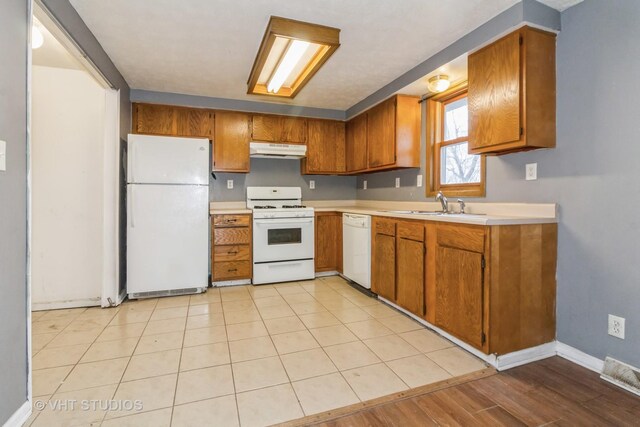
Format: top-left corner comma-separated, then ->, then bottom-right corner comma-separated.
68,0 -> 570,110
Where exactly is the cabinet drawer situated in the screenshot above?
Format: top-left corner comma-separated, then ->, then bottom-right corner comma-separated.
374,218 -> 396,236
397,221 -> 425,242
214,244 -> 250,262
436,224 -> 485,253
213,214 -> 251,228
214,228 -> 251,245
213,261 -> 251,280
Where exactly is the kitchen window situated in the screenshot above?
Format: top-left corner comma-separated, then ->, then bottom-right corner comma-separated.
426,85 -> 485,197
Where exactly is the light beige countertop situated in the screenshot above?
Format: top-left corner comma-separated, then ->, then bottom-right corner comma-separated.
209,200 -> 557,226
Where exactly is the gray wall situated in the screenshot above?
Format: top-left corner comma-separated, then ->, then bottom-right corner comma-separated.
211,158 -> 356,202
0,0 -> 29,423
360,0 -> 640,368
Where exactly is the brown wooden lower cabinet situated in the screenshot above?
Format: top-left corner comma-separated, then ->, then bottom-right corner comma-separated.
315,212 -> 343,273
371,218 -> 397,301
371,216 -> 557,356
211,214 -> 252,282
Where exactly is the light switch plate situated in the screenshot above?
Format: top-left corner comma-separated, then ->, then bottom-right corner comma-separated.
417,174 -> 423,188
309,180 -> 315,190
226,179 -> 233,189
363,180 -> 367,190
0,140 -> 6,171
526,163 -> 537,181
395,177 -> 400,188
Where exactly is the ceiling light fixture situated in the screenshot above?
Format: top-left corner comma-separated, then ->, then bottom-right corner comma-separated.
248,16 -> 340,98
428,74 -> 450,93
32,25 -> 44,49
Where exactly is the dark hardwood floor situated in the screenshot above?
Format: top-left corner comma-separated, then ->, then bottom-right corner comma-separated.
312,357 -> 640,426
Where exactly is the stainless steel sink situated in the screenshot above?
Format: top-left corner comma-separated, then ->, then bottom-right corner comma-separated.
382,210 -> 444,215
382,210 -> 486,216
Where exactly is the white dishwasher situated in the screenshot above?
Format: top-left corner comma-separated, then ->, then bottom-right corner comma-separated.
342,213 -> 371,289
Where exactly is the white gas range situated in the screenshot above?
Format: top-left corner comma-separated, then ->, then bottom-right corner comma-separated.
247,187 -> 315,285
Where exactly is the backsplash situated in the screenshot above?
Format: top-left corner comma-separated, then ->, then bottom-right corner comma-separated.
210,157 -> 357,202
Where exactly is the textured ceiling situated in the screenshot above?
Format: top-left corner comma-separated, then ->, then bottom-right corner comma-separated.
69,0 -> 567,110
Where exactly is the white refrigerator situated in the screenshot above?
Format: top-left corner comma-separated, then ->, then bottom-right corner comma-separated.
127,134 -> 209,298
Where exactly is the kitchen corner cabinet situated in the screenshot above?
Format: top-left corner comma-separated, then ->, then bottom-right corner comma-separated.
468,26 -> 556,155
212,214 -> 252,282
315,212 -> 343,273
213,111 -> 251,173
252,115 -> 307,144
366,95 -> 421,171
345,114 -> 368,172
302,120 -> 346,175
371,216 -> 557,356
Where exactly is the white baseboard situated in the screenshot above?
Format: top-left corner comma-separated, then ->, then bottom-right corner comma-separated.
315,271 -> 338,278
32,298 -> 100,311
494,342 -> 557,371
212,279 -> 251,287
556,342 -> 605,373
2,400 -> 31,427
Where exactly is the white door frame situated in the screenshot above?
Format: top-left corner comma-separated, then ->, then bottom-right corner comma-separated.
101,88 -> 124,307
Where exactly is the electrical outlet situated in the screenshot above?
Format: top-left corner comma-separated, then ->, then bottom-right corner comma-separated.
526,163 -> 537,180
0,140 -> 6,171
309,180 -> 315,190
417,174 -> 423,188
226,179 -> 233,190
363,180 -> 367,190
395,177 -> 400,188
608,314 -> 625,339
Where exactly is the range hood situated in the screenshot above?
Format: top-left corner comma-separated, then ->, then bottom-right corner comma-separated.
249,142 -> 307,159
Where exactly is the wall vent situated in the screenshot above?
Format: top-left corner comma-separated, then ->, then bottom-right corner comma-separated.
601,357 -> 640,397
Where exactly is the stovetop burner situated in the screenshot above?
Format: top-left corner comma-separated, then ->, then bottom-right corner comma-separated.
282,205 -> 307,209
253,205 -> 277,209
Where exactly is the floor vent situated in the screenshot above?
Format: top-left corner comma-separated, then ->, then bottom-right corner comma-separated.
601,357 -> 640,396
129,287 -> 204,300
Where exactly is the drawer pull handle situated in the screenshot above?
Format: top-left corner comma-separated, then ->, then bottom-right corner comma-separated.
228,268 -> 237,272
224,219 -> 237,223
227,251 -> 238,255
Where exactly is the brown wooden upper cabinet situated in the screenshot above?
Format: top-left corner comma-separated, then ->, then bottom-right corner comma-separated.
345,95 -> 420,173
252,114 -> 307,144
345,114 -> 368,173
133,103 -> 213,138
213,111 -> 251,173
302,119 -> 346,175
468,26 -> 556,155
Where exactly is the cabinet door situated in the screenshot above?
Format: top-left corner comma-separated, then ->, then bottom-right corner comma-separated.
252,115 -> 281,142
435,246 -> 484,349
372,233 -> 396,301
306,120 -> 345,174
281,117 -> 307,144
396,223 -> 425,316
468,31 -> 521,151
134,104 -> 176,135
213,112 -> 250,172
346,114 -> 367,172
367,98 -> 396,168
315,212 -> 342,272
176,108 -> 213,138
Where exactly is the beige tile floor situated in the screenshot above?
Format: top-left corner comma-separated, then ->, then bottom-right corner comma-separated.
27,276 -> 487,427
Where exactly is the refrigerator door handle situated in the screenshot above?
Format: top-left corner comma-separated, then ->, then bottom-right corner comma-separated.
129,141 -> 136,183
129,186 -> 135,228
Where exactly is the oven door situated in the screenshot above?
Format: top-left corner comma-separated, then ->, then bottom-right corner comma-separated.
253,217 -> 314,263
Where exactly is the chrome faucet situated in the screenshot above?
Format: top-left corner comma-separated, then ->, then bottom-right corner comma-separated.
435,191 -> 448,213
457,199 -> 466,214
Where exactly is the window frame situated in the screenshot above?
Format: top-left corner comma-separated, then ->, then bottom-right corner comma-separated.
425,84 -> 486,197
